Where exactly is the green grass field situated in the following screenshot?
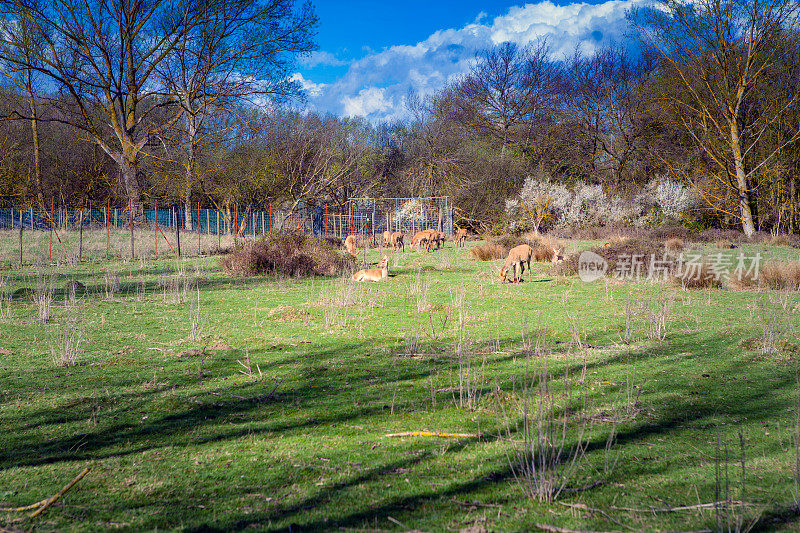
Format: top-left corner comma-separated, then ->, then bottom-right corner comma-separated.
1,231 -> 800,532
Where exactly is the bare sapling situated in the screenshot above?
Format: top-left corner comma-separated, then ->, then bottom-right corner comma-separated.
409,269 -> 430,312
647,285 -> 670,341
759,291 -> 794,354
104,268 -> 119,298
501,328 -> 593,503
0,274 -> 11,318
34,265 -> 56,322
189,286 -> 204,340
500,244 -> 533,283
352,255 -> 389,282
49,315 -> 86,367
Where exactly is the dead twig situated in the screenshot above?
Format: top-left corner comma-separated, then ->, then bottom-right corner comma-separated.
609,500 -> 756,513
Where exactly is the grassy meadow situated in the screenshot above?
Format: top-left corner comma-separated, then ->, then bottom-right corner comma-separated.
1,229 -> 800,532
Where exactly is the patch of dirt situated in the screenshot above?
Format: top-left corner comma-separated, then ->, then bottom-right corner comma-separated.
208,343 -> 234,351
268,304 -> 311,321
114,346 -> 133,355
179,348 -> 205,357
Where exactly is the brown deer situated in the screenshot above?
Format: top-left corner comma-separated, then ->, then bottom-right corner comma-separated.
410,229 -> 434,251
382,230 -> 392,248
454,228 -> 467,247
390,232 -> 404,251
344,235 -> 360,257
500,244 -> 533,283
352,256 -> 389,282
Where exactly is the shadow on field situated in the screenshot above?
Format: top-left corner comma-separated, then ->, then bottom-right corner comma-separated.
0,341 -> 440,470
2,329 -> 798,531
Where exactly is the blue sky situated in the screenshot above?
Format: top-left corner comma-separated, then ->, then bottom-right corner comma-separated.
293,0 -> 648,122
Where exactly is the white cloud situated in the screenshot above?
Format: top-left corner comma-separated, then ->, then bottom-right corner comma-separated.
301,0 -> 651,122
342,87 -> 392,117
299,51 -> 347,68
289,72 -> 327,98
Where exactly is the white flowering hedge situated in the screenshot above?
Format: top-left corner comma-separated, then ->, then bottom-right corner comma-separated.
506,175 -> 698,231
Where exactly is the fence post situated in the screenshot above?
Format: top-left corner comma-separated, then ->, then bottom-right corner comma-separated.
129,200 -> 135,260
197,201 -> 201,256
49,197 -> 53,261
175,206 -> 181,258
19,210 -> 23,266
155,201 -> 158,258
106,199 -> 109,260
206,209 -> 210,240
30,206 -> 33,230
216,210 -> 220,249
78,204 -> 84,261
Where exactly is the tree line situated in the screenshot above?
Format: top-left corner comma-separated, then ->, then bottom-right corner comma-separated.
0,0 -> 798,236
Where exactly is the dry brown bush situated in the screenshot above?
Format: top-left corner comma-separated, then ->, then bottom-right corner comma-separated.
553,238 -> 668,277
221,232 -> 354,277
727,269 -> 758,290
769,234 -> 792,246
671,262 -> 719,289
470,243 -> 504,261
664,237 -> 685,252
760,261 -> 800,290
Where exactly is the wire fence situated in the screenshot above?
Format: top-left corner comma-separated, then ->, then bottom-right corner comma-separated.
0,197 -> 452,264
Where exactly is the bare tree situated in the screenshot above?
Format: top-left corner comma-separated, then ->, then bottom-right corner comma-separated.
455,40 -> 561,156
0,6 -> 47,206
0,0 -> 209,214
565,46 -> 655,190
633,0 -> 800,236
155,0 -> 317,229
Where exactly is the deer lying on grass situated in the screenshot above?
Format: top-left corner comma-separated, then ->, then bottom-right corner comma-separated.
500,244 -> 533,283
390,232 -> 404,251
352,255 -> 389,282
344,235 -> 360,257
454,228 -> 467,247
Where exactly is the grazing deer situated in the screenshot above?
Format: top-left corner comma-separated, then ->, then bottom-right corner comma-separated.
454,228 -> 467,247
410,230 -> 433,251
344,235 -> 360,257
500,244 -> 533,283
430,230 -> 445,250
390,231 -> 405,251
352,255 -> 389,282
382,230 -> 392,248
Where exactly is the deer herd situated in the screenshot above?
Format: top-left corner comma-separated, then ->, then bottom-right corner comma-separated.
347,228 -> 563,283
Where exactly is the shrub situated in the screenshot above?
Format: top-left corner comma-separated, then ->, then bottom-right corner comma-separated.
553,238 -> 669,278
664,238 -> 685,253
470,243 -> 504,261
727,269 -> 758,290
770,234 -> 791,246
760,261 -> 800,290
221,231 -> 354,277
671,262 -> 719,289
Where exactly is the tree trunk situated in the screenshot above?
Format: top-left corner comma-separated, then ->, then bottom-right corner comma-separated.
120,156 -> 143,220
28,92 -> 43,208
730,124 -> 756,237
184,142 -> 196,230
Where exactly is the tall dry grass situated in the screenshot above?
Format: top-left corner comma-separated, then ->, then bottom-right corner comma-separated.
760,260 -> 800,290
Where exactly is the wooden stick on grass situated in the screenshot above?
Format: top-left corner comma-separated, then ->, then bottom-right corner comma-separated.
385,431 -> 479,438
0,467 -> 90,518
